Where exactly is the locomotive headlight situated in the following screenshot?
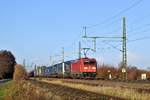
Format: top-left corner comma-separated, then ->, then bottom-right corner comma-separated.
84,67 -> 88,69
92,67 -> 96,69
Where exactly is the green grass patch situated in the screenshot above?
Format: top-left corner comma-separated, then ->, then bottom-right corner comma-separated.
0,81 -> 13,99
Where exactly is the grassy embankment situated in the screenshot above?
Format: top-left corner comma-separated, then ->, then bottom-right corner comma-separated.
39,79 -> 150,100
0,81 -> 13,99
0,80 -> 46,100
1,78 -> 150,100
0,64 -> 52,100
2,80 -> 117,100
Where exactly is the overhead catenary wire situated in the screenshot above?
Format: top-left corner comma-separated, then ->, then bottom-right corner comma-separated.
87,26 -> 121,37
102,41 -> 122,52
130,13 -> 150,26
86,0 -> 143,29
75,0 -> 144,60
87,17 -> 122,34
128,27 -> 150,38
85,0 -> 144,39
102,40 -> 122,43
124,12 -> 150,37
97,36 -> 150,52
50,0 -> 149,69
128,21 -> 150,33
127,36 -> 150,43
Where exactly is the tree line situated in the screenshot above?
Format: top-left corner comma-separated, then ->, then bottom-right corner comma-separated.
1,49 -> 149,81
97,64 -> 150,80
0,50 -> 16,79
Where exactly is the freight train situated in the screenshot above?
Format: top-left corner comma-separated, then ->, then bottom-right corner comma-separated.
35,57 -> 97,78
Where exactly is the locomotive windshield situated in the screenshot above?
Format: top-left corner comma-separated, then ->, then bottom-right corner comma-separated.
84,61 -> 96,64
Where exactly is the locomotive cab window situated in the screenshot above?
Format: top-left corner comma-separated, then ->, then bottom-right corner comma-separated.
84,61 -> 96,64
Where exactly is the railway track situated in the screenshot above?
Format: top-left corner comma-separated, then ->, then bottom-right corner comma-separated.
61,79 -> 150,93
36,77 -> 150,93
30,79 -> 126,100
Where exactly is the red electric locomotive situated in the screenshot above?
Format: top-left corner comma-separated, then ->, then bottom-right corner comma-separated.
35,57 -> 97,79
71,57 -> 97,78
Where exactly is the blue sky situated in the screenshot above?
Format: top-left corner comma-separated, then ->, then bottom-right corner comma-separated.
0,0 -> 150,70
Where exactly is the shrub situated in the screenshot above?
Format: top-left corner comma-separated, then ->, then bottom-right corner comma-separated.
13,64 -> 28,81
97,64 -> 118,79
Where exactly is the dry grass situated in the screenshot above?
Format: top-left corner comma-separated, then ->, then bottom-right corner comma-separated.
4,78 -> 149,100
39,79 -> 150,100
4,81 -> 46,100
0,81 -> 13,100
13,64 -> 28,81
